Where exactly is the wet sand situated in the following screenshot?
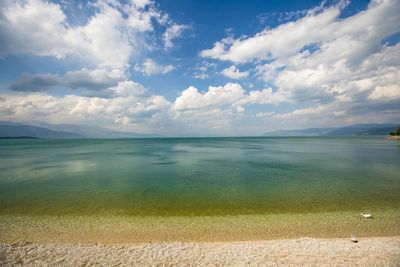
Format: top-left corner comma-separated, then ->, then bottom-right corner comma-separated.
1,209 -> 400,243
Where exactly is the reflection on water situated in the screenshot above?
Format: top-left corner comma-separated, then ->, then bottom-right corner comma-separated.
0,137 -> 399,216
65,160 -> 97,173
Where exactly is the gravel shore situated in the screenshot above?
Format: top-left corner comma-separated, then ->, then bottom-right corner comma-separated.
1,237 -> 400,266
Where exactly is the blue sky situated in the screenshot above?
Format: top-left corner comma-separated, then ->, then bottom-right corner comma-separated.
0,0 -> 399,135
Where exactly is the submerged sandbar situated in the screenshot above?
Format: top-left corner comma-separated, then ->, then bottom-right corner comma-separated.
1,209 -> 399,243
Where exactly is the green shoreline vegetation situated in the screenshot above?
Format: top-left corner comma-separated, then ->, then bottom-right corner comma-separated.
389,128 -> 400,139
389,128 -> 400,136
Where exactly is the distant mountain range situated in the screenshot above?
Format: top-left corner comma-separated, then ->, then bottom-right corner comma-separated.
263,123 -> 400,136
1,121 -> 399,139
0,121 -> 158,139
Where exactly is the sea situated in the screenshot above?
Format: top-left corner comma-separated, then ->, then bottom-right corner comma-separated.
1,136 -> 399,216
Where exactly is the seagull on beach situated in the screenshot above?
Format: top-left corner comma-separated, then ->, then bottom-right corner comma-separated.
351,235 -> 358,243
360,213 -> 372,218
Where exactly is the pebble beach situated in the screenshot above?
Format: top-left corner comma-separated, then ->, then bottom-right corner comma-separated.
2,237 -> 400,266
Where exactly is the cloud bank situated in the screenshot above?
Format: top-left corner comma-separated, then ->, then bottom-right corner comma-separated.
0,0 -> 399,135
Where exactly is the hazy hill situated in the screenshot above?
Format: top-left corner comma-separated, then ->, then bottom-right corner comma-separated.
263,123 -> 400,136
0,123 -> 83,138
29,121 -> 152,138
0,121 -> 157,138
2,121 -> 399,139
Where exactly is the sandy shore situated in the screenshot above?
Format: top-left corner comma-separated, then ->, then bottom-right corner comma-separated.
1,237 -> 400,266
1,211 -> 399,266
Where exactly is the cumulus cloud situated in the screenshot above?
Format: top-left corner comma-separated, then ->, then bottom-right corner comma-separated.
174,82 -> 283,113
1,81 -> 283,133
170,83 -> 244,132
268,42 -> 400,104
109,81 -> 147,97
242,88 -> 285,105
174,83 -> 245,111
0,0 -> 175,69
200,36 -> 235,60
221,65 -> 249,79
0,84 -> 171,133
170,83 -> 289,133
163,23 -> 189,49
0,0 -> 68,58
135,59 -> 175,76
2,77 -> 399,134
199,0 -> 400,129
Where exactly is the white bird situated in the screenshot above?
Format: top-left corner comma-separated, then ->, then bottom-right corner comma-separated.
360,213 -> 372,218
351,235 -> 358,243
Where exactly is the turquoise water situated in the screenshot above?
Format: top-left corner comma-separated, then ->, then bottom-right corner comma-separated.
0,137 -> 399,216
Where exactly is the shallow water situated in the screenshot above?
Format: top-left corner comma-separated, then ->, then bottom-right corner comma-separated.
0,137 -> 399,216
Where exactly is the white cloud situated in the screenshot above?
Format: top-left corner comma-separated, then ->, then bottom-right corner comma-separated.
135,59 -> 175,76
255,111 -> 275,118
174,83 -> 245,111
125,0 -> 163,31
368,85 -> 400,100
173,82 -> 283,112
169,83 -> 284,133
68,4 -> 133,69
130,0 -> 152,9
163,23 -> 188,49
2,77 -> 399,135
0,83 -> 171,133
200,3 -> 342,63
4,81 -> 273,134
109,81 -> 146,97
242,88 -> 284,105
0,0 -> 69,59
269,43 -> 400,104
256,9 -> 310,25
273,105 -> 328,119
201,0 -> 399,64
200,36 -> 234,59
0,0 -> 172,69
221,65 -> 249,79
192,73 -> 209,80
199,0 -> 400,129
192,61 -> 216,79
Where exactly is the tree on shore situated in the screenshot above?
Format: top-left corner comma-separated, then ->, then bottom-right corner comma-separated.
389,128 -> 400,136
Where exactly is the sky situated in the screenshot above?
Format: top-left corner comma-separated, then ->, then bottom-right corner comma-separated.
0,0 -> 399,136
